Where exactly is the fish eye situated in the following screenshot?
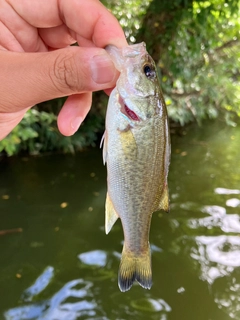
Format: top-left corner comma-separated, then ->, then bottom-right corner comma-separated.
143,64 -> 156,79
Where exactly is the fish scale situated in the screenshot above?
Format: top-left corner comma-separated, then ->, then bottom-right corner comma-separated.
102,42 -> 171,292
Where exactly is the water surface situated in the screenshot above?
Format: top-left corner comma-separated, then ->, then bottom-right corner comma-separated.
0,121 -> 240,320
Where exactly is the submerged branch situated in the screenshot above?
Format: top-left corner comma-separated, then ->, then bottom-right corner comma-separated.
0,228 -> 23,236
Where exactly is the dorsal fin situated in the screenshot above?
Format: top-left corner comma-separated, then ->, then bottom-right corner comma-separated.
158,185 -> 170,212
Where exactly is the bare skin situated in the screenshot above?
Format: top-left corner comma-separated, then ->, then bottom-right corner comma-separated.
0,0 -> 127,140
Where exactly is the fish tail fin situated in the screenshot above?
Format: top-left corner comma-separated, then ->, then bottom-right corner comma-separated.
118,243 -> 152,292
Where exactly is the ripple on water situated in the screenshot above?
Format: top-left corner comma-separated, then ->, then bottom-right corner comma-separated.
4,279 -> 96,320
214,276 -> 240,319
188,205 -> 240,233
214,188 -> 240,195
22,266 -> 54,302
191,235 -> 240,284
226,198 -> 240,207
78,250 -> 107,267
131,297 -> 171,314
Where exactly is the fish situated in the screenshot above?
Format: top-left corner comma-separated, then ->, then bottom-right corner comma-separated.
102,42 -> 170,292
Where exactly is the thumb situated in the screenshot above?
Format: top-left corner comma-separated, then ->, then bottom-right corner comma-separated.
0,47 -> 117,139
0,47 -> 118,113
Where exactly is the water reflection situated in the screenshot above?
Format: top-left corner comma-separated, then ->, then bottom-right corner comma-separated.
214,188 -> 240,195
214,276 -> 240,319
78,250 -> 107,267
191,236 -> 240,284
1,121 -> 240,319
187,196 -> 240,318
4,261 -> 172,320
188,205 -> 240,233
5,279 -> 96,320
226,198 -> 240,207
22,266 -> 54,302
188,202 -> 240,283
131,298 -> 171,314
191,235 -> 240,319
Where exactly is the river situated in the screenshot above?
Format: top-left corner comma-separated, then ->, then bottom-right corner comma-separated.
0,120 -> 240,320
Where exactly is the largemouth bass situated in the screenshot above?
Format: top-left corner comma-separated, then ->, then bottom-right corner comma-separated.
102,42 -> 170,292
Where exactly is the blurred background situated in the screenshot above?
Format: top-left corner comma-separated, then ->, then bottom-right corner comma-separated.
0,1 -> 240,319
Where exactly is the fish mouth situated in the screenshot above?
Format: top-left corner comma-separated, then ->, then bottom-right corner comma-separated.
119,96 -> 140,121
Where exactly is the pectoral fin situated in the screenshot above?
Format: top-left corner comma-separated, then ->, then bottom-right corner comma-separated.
105,193 -> 119,234
120,129 -> 138,158
100,131 -> 108,165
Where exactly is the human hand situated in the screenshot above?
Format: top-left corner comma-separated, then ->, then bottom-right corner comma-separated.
0,0 -> 127,140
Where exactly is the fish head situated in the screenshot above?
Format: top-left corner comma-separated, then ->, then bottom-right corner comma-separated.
106,42 -> 165,127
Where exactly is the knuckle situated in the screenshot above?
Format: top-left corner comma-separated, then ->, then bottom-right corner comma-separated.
50,49 -> 82,93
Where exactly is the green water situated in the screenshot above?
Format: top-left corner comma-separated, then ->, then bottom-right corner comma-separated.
0,121 -> 240,320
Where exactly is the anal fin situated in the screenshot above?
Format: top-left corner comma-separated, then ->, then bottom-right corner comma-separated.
105,193 -> 119,234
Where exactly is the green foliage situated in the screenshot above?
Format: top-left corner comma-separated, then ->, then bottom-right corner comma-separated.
102,0 -> 151,43
160,0 -> 240,126
1,0 -> 239,156
0,107 -> 104,156
0,109 -> 53,156
104,0 -> 239,126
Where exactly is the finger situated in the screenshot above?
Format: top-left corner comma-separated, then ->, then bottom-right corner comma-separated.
0,20 -> 23,52
104,88 -> 115,96
57,93 -> 92,136
0,0 -> 47,52
61,0 -> 128,48
0,46 -> 118,113
39,25 -> 77,49
8,0 -> 127,48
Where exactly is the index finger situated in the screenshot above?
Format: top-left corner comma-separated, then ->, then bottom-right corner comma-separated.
61,0 -> 128,48
8,0 -> 127,48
